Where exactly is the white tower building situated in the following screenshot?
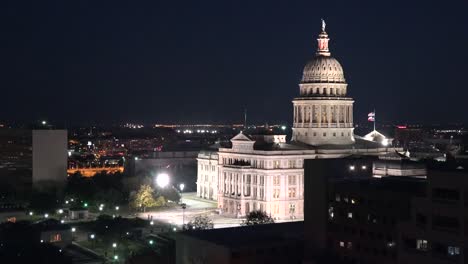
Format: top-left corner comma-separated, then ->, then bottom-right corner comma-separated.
292,21 -> 355,146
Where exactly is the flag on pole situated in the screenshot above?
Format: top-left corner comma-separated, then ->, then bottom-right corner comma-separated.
368,112 -> 375,122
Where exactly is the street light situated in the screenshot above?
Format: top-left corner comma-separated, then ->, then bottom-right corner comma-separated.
112,243 -> 117,255
181,203 -> 187,228
156,173 -> 170,188
90,234 -> 95,239
29,211 -> 33,216
179,183 -> 185,192
115,206 -> 119,211
44,213 -> 49,218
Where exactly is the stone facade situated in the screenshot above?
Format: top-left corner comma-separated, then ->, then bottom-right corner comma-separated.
292,25 -> 355,146
196,23 -> 396,220
196,151 -> 218,200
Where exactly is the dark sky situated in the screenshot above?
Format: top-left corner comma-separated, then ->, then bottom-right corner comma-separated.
1,0 -> 468,125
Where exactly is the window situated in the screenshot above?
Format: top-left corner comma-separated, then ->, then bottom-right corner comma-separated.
323,133 -> 327,137
288,175 -> 296,185
416,239 -> 428,251
448,246 -> 460,256
273,189 -> 280,198
274,160 -> 280,169
329,206 -> 334,219
288,188 -> 296,198
50,233 -> 62,242
346,242 -> 353,249
339,241 -> 345,247
333,133 -> 336,137
273,176 -> 280,185
347,212 -> 353,219
288,160 -> 295,168
335,194 -> 341,202
289,203 -> 296,214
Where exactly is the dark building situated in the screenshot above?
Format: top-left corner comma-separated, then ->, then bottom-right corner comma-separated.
304,157 -> 468,264
175,222 -> 304,264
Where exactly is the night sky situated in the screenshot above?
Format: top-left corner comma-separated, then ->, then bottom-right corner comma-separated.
1,0 -> 468,125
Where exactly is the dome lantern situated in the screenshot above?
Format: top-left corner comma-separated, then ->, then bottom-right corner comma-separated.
316,19 -> 331,57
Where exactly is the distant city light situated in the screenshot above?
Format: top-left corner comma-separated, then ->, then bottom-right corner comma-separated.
179,183 -> 185,192
58,209 -> 63,214
115,206 -> 119,211
71,227 -> 76,232
114,255 -> 118,260
349,165 -> 355,171
61,220 -> 65,224
281,125 -> 287,130
112,243 -> 117,248
149,240 -> 154,245
156,173 -> 170,188
29,211 -> 33,216
41,120 -> 47,125
44,213 -> 49,218
90,234 -> 95,239
150,221 -> 154,225
134,156 -> 138,161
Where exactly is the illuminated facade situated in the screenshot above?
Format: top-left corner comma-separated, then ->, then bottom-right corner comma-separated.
196,22 -> 396,220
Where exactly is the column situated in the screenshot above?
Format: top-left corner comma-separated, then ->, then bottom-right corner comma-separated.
327,105 -> 331,127
294,106 -> 297,124
301,106 -> 305,126
310,105 -> 313,126
336,105 -> 340,126
318,104 -> 322,127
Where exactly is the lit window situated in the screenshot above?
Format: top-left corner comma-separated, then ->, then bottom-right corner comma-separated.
416,239 -> 428,251
349,165 -> 355,171
346,242 -> 353,249
347,212 -> 353,219
50,233 -> 62,242
339,241 -> 345,247
328,206 -> 334,219
351,198 -> 356,204
448,246 -> 460,256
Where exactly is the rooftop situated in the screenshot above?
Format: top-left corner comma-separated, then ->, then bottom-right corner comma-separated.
179,221 -> 304,249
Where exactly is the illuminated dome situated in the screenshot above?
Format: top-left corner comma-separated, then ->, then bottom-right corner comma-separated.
301,56 -> 345,83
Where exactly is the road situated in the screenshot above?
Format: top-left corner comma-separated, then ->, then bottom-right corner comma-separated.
137,192 -> 243,228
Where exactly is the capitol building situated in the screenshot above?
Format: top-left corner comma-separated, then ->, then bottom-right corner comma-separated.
197,22 -> 393,220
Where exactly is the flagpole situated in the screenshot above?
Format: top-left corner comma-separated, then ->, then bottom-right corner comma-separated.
373,108 -> 376,131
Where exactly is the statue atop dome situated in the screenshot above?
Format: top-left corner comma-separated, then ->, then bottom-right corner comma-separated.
321,18 -> 326,32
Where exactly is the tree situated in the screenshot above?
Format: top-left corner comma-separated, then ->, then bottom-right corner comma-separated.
241,210 -> 274,226
157,186 -> 181,203
130,184 -> 158,212
184,215 -> 214,230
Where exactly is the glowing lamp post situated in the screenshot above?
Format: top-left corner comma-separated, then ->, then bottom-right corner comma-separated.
156,173 -> 170,188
